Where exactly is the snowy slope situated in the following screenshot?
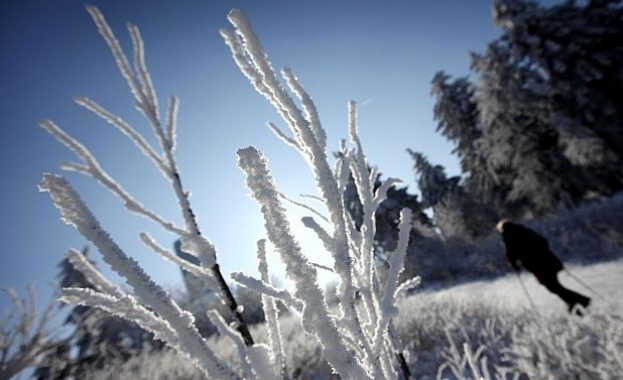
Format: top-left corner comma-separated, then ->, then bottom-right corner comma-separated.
87,260 -> 623,379
413,259 -> 623,313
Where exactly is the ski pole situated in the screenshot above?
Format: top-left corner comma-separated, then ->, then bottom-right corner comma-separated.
515,272 -> 542,319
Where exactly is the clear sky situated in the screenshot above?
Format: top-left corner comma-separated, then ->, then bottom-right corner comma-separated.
1,0 -> 544,313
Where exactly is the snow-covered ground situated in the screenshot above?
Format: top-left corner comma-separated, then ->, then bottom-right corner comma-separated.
88,259 -> 623,380
395,259 -> 623,379
416,259 -> 623,314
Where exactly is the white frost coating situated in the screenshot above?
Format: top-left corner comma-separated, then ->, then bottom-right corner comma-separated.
301,216 -> 335,254
83,6 -> 201,248
335,146 -> 353,192
344,107 -> 383,363
35,4 -> 419,377
83,7 -> 201,247
179,233 -> 217,268
221,10 -> 420,378
60,287 -> 180,349
383,209 -> 412,314
74,96 -> 169,177
348,101 -> 381,280
372,177 -> 402,211
39,174 -> 239,380
39,120 -> 184,235
372,208 -> 412,356
224,11 -> 303,134
236,147 -> 371,379
345,121 -> 380,315
266,122 -> 300,151
219,29 -> 278,118
140,233 -> 219,292
394,276 -> 421,300
255,240 -> 287,377
348,100 -> 358,143
127,22 -> 160,126
85,5 -> 144,113
87,6 -> 160,128
247,344 -> 279,380
282,67 -> 327,151
281,193 -> 329,223
206,310 -> 256,380
222,12 -> 365,359
231,271 -> 303,312
65,249 -> 124,298
165,96 -> 179,152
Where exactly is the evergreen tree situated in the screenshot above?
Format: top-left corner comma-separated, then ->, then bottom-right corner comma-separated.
470,42 -> 583,217
408,151 -> 460,237
429,0 -> 623,221
431,71 -> 481,175
408,150 -> 497,239
430,72 -> 500,210
494,0 -> 623,193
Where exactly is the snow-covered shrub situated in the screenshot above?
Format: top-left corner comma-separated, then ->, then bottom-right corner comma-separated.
80,276 -> 623,380
509,310 -> 623,380
395,291 -> 622,380
0,285 -> 59,380
40,6 -> 416,379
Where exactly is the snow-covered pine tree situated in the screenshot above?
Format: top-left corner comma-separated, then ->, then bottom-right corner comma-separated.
494,0 -> 623,196
470,41 -> 591,218
431,71 -> 481,176
407,151 -> 468,238
430,72 -> 499,230
429,0 -> 623,220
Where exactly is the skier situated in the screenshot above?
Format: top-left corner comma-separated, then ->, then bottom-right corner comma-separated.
496,220 -> 591,313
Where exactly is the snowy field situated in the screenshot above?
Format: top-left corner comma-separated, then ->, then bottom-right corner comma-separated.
416,259 -> 623,313
89,259 -> 623,380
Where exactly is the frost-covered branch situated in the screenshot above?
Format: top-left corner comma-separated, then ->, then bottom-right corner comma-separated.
222,9 -> 415,378
301,216 -> 335,254
255,239 -> 288,378
373,209 -> 412,355
280,192 -> 329,223
223,12 -> 382,373
222,11 -> 358,307
230,272 -> 303,312
39,174 -> 239,379
65,248 -> 124,297
86,5 -> 160,127
237,147 -> 372,379
42,5 -> 256,350
39,119 -> 184,235
59,287 -> 180,349
41,5 -> 416,379
74,96 -> 169,176
140,233 -> 219,292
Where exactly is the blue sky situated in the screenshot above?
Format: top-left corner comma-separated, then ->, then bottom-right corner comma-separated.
1,0 -> 531,313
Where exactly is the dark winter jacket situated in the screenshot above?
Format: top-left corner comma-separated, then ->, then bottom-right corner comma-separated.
499,222 -> 563,277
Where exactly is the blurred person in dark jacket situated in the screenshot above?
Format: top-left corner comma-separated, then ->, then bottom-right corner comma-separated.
496,220 -> 590,313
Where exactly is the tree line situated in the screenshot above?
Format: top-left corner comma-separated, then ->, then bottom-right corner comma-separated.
363,0 -> 623,246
